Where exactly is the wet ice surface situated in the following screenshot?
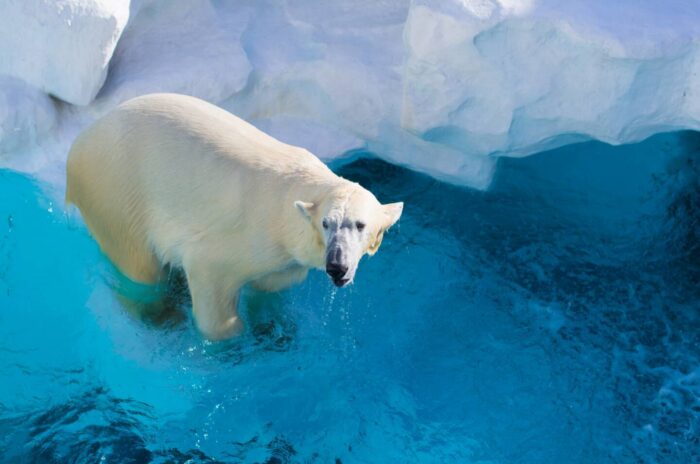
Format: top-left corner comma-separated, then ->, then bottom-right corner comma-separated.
1,132 -> 699,463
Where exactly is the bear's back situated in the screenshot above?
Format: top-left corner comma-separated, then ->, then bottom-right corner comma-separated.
112,93 -> 332,177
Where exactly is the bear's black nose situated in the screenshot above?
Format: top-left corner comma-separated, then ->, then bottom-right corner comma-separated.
326,262 -> 348,281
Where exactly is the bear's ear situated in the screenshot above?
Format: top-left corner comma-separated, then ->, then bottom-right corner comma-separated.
367,229 -> 384,256
294,201 -> 316,221
382,202 -> 403,229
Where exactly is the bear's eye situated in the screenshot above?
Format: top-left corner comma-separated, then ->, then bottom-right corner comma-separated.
322,219 -> 329,229
356,221 -> 365,232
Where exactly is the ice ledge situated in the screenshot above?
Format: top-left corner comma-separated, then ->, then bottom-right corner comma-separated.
221,0 -> 700,189
402,4 -> 700,167
2,0 -> 700,190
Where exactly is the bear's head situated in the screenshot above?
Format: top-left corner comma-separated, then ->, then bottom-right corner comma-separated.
295,184 -> 403,287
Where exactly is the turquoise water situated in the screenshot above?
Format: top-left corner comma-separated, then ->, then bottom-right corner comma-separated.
1,132 -> 699,463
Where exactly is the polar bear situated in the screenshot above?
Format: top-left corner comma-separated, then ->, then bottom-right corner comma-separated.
66,93 -> 403,340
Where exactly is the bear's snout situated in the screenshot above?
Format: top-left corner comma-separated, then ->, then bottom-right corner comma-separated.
326,243 -> 350,286
326,260 -> 349,287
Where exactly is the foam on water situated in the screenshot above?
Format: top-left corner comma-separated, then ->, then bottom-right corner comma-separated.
1,132 -> 699,463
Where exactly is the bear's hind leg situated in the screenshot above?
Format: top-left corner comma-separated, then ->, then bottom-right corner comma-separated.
184,261 -> 244,340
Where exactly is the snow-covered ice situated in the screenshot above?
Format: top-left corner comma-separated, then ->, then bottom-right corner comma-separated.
0,0 -> 130,105
1,0 -> 699,189
96,0 -> 251,107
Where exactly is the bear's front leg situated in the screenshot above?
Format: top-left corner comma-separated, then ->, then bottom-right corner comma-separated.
184,260 -> 244,340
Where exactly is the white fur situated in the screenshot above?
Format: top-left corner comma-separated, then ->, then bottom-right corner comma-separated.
66,93 -> 402,340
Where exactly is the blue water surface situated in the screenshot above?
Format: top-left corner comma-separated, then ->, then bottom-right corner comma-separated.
1,132 -> 699,463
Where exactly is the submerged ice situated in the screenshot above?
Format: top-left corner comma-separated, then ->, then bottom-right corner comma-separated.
1,0 -> 700,188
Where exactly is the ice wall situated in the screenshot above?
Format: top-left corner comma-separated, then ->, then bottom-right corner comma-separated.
1,0 -> 699,189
